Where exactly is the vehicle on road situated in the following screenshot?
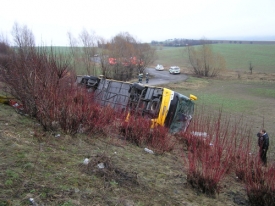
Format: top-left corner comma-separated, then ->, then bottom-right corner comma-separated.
169,66 -> 181,74
155,64 -> 164,71
78,75 -> 197,133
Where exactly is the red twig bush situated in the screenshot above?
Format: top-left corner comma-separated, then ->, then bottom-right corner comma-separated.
119,115 -> 172,153
181,107 -> 237,195
244,156 -> 275,206
149,125 -> 174,153
0,40 -> 120,134
120,115 -> 152,146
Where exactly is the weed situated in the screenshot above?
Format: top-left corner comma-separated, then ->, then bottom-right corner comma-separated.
4,180 -> 13,187
59,201 -> 74,206
6,169 -> 19,179
110,180 -> 118,187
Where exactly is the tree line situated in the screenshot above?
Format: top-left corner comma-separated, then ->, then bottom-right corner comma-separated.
0,23 -> 226,99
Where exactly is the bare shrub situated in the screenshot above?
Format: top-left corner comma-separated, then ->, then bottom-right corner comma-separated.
85,104 -> 118,135
119,115 -> 172,153
187,39 -> 226,77
149,125 -> 174,153
0,24 -> 73,119
182,107 -> 237,195
234,133 -> 253,181
245,158 -> 275,206
120,115 -> 152,146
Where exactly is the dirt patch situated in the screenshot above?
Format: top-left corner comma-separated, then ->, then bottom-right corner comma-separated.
81,153 -> 139,187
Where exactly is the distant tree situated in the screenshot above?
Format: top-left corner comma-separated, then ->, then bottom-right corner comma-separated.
67,31 -> 80,70
79,29 -> 98,75
12,22 -> 35,48
187,39 -> 226,77
0,38 -> 11,78
106,32 -> 156,81
97,37 -> 112,78
68,29 -> 98,75
249,61 -> 253,74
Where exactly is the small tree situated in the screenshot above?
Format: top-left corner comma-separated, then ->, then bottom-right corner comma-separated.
68,29 -> 98,75
249,61 -> 253,74
106,32 -> 156,81
187,39 -> 226,77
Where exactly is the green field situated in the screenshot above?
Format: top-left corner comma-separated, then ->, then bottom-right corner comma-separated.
155,44 -> 275,73
47,44 -> 275,74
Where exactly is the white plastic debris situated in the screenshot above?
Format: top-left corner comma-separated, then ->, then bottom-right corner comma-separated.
29,198 -> 37,206
144,148 -> 154,154
13,103 -> 19,107
97,163 -> 105,169
209,143 -> 214,146
55,134 -> 60,138
83,158 -> 89,165
191,131 -> 208,138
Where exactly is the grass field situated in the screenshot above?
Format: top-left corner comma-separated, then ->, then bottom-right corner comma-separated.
48,44 -> 275,74
154,44 -> 275,73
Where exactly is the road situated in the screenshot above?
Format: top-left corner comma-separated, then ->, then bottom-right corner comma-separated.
143,68 -> 188,86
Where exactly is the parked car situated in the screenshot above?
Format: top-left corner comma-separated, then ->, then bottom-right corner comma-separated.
169,66 -> 181,74
155,64 -> 164,71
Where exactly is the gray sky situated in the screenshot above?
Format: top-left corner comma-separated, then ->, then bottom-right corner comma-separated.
1,0 -> 275,46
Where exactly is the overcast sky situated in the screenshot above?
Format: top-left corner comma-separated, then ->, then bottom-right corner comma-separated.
1,0 -> 275,46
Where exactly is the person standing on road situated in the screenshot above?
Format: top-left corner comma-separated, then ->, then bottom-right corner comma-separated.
138,73 -> 143,83
146,73 -> 149,83
257,129 -> 269,166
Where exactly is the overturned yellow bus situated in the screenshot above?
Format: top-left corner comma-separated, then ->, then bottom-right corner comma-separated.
78,75 -> 197,133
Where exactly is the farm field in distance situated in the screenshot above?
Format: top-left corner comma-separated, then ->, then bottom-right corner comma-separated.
154,44 -> 275,73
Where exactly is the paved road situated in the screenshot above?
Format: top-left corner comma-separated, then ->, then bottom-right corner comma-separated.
142,67 -> 188,86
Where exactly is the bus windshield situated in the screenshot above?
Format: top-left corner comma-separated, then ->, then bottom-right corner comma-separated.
169,93 -> 194,133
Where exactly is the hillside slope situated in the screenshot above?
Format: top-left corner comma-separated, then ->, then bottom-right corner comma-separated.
0,103 -> 249,206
